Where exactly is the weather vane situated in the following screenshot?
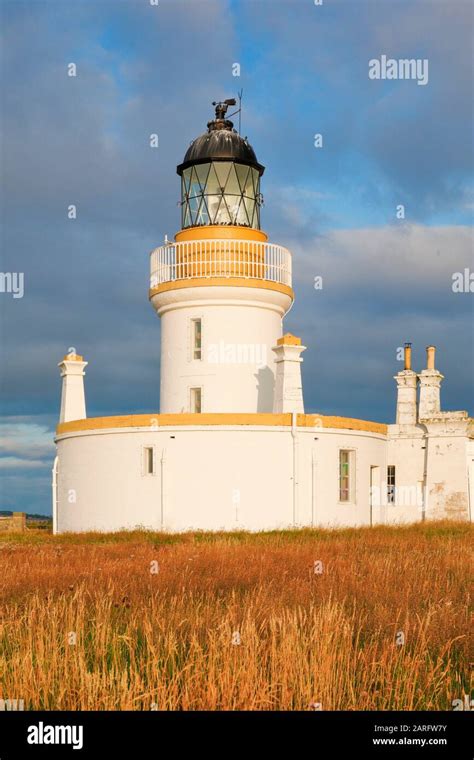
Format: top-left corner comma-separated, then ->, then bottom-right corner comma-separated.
212,98 -> 236,120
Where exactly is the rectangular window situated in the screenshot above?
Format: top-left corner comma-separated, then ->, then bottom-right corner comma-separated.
192,319 -> 202,360
143,446 -> 154,475
387,465 -> 396,504
190,387 -> 202,413
339,450 -> 354,502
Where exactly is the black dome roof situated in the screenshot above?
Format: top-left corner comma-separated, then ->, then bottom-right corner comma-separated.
177,102 -> 265,176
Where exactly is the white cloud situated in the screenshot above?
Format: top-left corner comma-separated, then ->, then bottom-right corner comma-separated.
0,420 -> 54,461
292,223 -> 473,290
0,457 -> 48,470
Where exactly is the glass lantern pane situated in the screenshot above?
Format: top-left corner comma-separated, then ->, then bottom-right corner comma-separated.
205,194 -> 221,224
196,196 -> 210,225
251,168 -> 260,197
214,195 -> 232,224
248,199 -> 257,228
204,164 -> 221,196
188,195 -> 201,224
237,198 -> 250,227
183,205 -> 191,228
243,196 -> 255,226
194,163 -> 210,191
243,168 -> 256,196
235,164 -> 251,196
182,168 -> 193,194
254,203 -> 260,228
189,167 -> 202,199
213,162 -> 232,190
227,195 -> 243,225
224,164 -> 242,197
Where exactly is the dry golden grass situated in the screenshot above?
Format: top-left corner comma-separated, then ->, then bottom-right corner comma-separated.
0,522 -> 471,710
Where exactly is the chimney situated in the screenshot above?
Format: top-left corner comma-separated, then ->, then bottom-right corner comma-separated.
272,334 -> 306,413
58,351 -> 88,423
394,342 -> 417,425
426,345 -> 436,370
404,342 -> 412,370
418,345 -> 443,419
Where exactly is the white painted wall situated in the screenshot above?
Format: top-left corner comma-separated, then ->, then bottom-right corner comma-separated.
467,439 -> 474,523
150,285 -> 292,413
55,424 -> 387,533
423,416 -> 471,521
387,425 -> 426,523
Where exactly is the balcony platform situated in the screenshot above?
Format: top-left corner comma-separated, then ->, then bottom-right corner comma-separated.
150,238 -> 292,290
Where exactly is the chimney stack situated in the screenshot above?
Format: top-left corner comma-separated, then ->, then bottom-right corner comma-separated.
58,351 -> 88,423
394,342 -> 417,426
418,345 -> 443,419
272,334 -> 306,413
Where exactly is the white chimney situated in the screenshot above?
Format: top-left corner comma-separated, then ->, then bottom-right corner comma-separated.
272,334 -> 306,413
394,342 -> 417,426
418,345 -> 443,420
58,351 -> 88,423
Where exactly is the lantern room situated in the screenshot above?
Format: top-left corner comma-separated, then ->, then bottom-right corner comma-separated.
177,99 -> 265,230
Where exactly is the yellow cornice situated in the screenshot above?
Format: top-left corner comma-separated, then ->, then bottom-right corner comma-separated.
60,354 -> 84,362
149,278 -> 294,299
56,413 -> 387,436
175,226 -> 268,243
277,333 -> 302,346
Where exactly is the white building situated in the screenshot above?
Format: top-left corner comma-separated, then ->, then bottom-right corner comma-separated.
53,102 -> 473,533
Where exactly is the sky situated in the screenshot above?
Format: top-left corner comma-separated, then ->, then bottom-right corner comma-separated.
0,0 -> 473,515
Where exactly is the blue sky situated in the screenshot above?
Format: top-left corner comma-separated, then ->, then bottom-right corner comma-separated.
0,0 -> 473,515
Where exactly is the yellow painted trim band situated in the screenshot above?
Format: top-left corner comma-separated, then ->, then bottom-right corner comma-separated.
175,226 -> 268,243
149,278 -> 294,299
57,413 -> 387,436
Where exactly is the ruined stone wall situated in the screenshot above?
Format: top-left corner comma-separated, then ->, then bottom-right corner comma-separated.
0,513 -> 26,532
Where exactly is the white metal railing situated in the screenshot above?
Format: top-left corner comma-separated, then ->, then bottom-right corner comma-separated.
150,239 -> 292,288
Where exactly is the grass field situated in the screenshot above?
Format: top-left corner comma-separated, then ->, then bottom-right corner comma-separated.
0,522 -> 471,711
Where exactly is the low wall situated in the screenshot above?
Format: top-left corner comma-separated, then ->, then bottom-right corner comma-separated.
0,513 -> 26,532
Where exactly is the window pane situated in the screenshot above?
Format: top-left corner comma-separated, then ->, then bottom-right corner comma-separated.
194,163 -> 210,190
339,451 -> 351,502
196,196 -> 210,225
387,465 -> 395,504
205,194 -> 220,223
191,387 -> 202,413
214,162 -> 232,190
254,203 -> 260,228
243,196 -> 256,227
193,319 -> 202,360
235,164 -> 251,195
223,163 -> 241,196
204,164 -> 221,195
250,168 -> 260,197
144,447 -> 154,475
182,168 -> 192,194
227,196 -> 246,225
211,195 -> 231,224
183,205 -> 191,228
189,167 -> 202,198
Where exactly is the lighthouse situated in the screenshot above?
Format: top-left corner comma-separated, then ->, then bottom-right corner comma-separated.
149,100 -> 295,414
53,99 -> 472,534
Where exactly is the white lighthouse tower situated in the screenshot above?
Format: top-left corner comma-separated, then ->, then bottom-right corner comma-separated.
149,100 -> 297,414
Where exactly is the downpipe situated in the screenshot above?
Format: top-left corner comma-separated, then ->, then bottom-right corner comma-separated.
291,412 -> 298,526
